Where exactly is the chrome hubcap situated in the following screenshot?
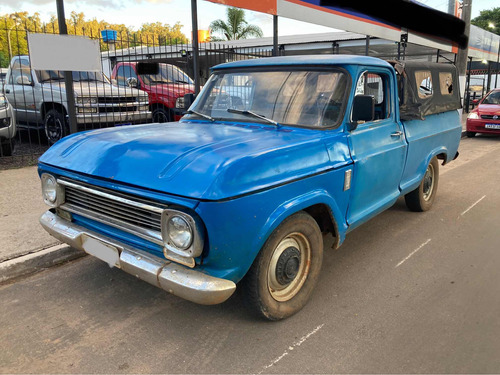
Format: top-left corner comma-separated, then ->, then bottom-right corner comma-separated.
423,163 -> 435,201
268,233 -> 311,302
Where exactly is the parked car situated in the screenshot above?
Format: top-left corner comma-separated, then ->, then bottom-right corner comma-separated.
0,93 -> 16,156
0,67 -> 8,94
38,56 -> 461,320
3,56 -> 151,144
111,62 -> 195,122
466,88 -> 500,137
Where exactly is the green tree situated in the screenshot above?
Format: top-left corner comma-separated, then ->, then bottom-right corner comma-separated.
209,7 -> 263,41
0,11 -> 189,67
471,7 -> 500,35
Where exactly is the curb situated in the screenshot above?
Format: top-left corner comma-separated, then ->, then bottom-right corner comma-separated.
0,244 -> 86,284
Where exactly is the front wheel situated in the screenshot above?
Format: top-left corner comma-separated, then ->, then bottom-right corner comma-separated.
0,140 -> 15,157
44,109 -> 68,145
242,212 -> 323,320
152,106 -> 172,123
466,131 -> 476,138
405,156 -> 439,212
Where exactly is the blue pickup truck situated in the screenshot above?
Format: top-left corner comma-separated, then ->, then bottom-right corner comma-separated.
38,56 -> 461,320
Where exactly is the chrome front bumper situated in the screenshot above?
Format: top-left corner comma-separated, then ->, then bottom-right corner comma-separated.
75,110 -> 152,124
40,210 -> 236,305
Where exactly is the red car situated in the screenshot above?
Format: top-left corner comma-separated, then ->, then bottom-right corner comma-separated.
466,89 -> 500,137
111,62 -> 195,123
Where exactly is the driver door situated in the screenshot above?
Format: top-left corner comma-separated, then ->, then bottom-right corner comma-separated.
346,69 -> 407,228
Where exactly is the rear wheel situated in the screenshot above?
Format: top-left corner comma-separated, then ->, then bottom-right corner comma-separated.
44,109 -> 68,144
242,212 -> 323,320
405,156 -> 439,212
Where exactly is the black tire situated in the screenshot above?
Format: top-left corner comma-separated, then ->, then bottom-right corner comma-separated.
44,109 -> 68,145
405,156 -> 439,212
242,211 -> 323,321
0,140 -> 15,157
466,131 -> 476,138
152,106 -> 172,123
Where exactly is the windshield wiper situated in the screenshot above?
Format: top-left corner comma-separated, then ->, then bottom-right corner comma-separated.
40,77 -> 64,82
186,110 -> 215,122
149,80 -> 170,84
227,108 -> 280,128
174,80 -> 191,84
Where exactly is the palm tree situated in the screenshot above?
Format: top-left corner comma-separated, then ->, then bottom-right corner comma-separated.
209,7 -> 263,41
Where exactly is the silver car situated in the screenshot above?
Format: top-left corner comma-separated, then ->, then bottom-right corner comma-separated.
0,94 -> 16,156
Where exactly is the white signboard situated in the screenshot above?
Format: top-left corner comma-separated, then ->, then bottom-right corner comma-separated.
28,33 -> 101,72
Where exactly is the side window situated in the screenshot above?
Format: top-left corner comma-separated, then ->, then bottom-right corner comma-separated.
116,66 -> 126,86
355,72 -> 390,120
9,58 -> 32,85
415,70 -> 433,98
116,66 -> 137,86
439,72 -> 453,95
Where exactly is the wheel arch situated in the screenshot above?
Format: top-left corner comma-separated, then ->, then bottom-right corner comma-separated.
41,102 -> 67,119
254,189 -> 346,256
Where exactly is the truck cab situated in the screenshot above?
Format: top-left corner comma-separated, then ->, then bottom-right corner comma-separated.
111,62 -> 195,123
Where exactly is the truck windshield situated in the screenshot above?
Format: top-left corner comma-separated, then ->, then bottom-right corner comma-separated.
186,69 -> 349,128
37,70 -> 109,83
140,64 -> 193,85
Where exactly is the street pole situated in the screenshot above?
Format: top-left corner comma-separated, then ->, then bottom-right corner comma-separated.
456,0 -> 472,104
7,28 -> 13,61
495,44 -> 499,88
365,35 -> 370,56
273,15 -> 278,57
56,0 -> 77,135
191,0 -> 200,95
486,61 -> 491,92
448,0 -> 455,16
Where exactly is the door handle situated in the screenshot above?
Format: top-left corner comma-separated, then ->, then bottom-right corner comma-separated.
4,89 -> 10,93
391,131 -> 403,138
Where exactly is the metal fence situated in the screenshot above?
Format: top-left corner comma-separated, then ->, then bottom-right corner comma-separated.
0,22 -> 272,169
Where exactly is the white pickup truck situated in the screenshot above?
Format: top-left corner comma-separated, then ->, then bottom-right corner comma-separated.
2,56 -> 151,144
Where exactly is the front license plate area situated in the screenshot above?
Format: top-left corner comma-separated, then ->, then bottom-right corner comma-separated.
485,124 -> 500,129
81,235 -> 120,268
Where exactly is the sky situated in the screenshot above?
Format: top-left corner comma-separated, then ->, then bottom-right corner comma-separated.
0,0 -> 497,38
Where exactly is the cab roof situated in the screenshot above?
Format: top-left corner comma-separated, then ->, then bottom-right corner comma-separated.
213,55 -> 392,70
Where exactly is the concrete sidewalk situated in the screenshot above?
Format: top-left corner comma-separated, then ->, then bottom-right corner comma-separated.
0,166 -> 84,282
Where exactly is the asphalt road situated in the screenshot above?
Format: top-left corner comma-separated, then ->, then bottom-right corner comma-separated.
1,135 -> 500,374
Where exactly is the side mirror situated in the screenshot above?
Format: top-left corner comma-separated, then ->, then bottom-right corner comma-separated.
183,93 -> 196,110
350,95 -> 375,130
126,77 -> 139,88
16,75 -> 32,86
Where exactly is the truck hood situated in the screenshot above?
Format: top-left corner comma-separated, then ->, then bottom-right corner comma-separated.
477,103 -> 500,116
145,83 -> 195,97
39,121 -> 348,200
43,82 -> 147,98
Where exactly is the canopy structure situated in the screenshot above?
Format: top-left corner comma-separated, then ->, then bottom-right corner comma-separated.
205,0 -> 499,63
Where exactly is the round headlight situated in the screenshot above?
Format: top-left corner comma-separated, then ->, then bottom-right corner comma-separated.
41,174 -> 57,204
166,215 -> 193,250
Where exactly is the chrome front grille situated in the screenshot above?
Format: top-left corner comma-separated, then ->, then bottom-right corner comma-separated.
58,179 -> 165,245
98,96 -> 137,104
481,115 -> 499,120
